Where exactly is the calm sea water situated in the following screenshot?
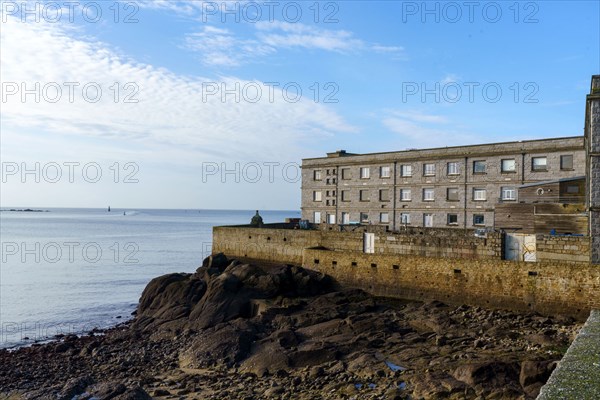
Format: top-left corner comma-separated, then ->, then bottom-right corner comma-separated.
0,208 -> 299,348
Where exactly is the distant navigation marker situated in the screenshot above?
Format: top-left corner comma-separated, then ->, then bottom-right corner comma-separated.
108,206 -> 111,212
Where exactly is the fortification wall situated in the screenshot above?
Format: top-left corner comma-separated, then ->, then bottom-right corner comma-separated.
212,226 -> 501,265
304,248 -> 600,320
536,235 -> 591,264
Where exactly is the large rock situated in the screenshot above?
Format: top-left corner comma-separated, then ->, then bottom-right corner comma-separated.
133,256 -> 332,334
453,361 -> 520,389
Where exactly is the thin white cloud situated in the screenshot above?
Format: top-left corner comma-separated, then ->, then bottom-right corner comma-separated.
1,16 -> 356,164
184,20 -> 403,67
381,110 -> 477,148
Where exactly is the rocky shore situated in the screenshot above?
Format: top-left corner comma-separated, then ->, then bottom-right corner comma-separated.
0,255 -> 582,399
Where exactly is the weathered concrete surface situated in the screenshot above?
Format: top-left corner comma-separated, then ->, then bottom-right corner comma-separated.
537,309 -> 600,399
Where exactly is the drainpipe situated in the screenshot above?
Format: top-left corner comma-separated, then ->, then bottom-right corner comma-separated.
521,153 -> 526,185
464,156 -> 468,230
393,161 -> 397,231
335,165 -> 339,225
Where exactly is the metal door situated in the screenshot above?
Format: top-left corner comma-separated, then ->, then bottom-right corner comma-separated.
505,233 -> 537,262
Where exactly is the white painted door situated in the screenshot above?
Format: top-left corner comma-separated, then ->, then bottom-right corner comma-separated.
423,213 -> 433,227
363,232 -> 375,254
505,233 -> 537,262
314,211 -> 321,223
523,235 -> 537,262
342,212 -> 350,224
327,213 -> 336,224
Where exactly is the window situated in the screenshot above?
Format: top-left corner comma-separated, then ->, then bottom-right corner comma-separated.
532,157 -> 547,171
359,189 -> 370,201
360,167 -> 370,179
326,200 -> 330,206
401,165 -> 413,177
326,169 -> 330,175
473,214 -> 485,225
566,185 -> 580,194
313,211 -> 321,223
423,163 -> 436,176
473,160 -> 486,174
341,212 -> 350,224
473,188 -> 487,201
314,170 -> 322,180
423,213 -> 433,227
501,159 -> 516,173
341,168 -> 351,180
501,187 -> 516,201
326,190 -> 330,197
341,190 -> 349,202
360,212 -> 369,223
400,213 -> 411,224
423,188 -> 435,201
400,189 -> 412,201
380,166 -> 391,178
447,214 -> 458,225
380,213 -> 389,223
313,191 -> 322,201
447,188 -> 459,201
561,155 -> 574,170
379,189 -> 390,202
327,214 -> 336,224
447,162 -> 460,175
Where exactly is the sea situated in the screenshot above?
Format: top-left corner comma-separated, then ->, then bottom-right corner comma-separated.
0,208 -> 299,349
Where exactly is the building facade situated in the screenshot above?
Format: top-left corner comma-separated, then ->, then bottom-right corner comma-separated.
301,137 -> 586,231
586,75 -> 600,263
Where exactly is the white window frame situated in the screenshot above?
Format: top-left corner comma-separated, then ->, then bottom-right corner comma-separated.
423,188 -> 435,201
400,189 -> 411,201
423,213 -> 434,227
313,211 -> 321,223
532,156 -> 547,171
341,212 -> 350,224
327,213 -> 336,224
447,162 -> 459,175
380,212 -> 389,223
473,188 -> 487,201
501,187 -> 516,201
423,163 -> 436,176
313,191 -> 322,201
360,167 -> 370,179
380,166 -> 391,178
400,213 -> 411,224
401,165 -> 413,177
314,170 -> 322,180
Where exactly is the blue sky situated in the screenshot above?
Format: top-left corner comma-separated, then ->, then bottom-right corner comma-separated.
1,1 -> 599,209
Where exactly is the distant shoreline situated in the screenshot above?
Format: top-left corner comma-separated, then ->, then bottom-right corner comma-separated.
0,208 -> 48,212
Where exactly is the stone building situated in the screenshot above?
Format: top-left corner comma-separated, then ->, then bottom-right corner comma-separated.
586,75 -> 600,264
301,137 -> 586,231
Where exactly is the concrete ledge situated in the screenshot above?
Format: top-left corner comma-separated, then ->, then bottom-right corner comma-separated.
537,310 -> 600,399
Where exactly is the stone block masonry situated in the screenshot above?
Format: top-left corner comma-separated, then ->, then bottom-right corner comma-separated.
304,248 -> 600,320
587,76 -> 600,264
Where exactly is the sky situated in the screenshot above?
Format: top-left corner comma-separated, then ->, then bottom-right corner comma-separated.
1,0 -> 599,210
